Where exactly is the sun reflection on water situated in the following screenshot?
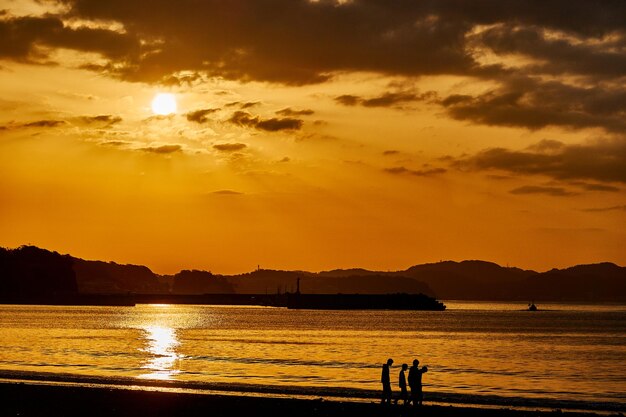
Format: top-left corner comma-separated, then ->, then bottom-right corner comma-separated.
138,325 -> 181,380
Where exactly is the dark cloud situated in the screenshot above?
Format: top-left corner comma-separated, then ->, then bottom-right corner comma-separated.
139,144 -> 182,154
228,111 -> 303,132
581,205 -> 626,213
440,78 -> 626,133
567,181 -> 620,193
2,1 -> 624,136
226,101 -> 260,109
510,185 -> 577,197
0,1 -> 622,94
51,0 -> 622,85
0,119 -> 66,130
275,108 -> 314,116
335,91 -> 436,108
525,139 -> 564,153
22,120 -> 66,128
53,0 -> 481,84
101,140 -> 131,147
383,150 -> 400,156
384,166 -> 446,177
77,115 -> 122,126
454,138 -> 626,184
477,25 -> 626,81
185,108 -> 219,124
335,95 -> 361,106
0,15 -> 138,63
213,143 -> 247,152
159,71 -> 203,86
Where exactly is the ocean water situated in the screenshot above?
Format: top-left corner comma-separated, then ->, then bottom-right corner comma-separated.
0,302 -> 624,410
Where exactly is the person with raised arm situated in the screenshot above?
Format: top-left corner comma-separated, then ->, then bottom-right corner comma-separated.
408,358 -> 428,406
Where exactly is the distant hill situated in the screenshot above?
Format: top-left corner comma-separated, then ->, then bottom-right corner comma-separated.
520,263 -> 626,301
1,245 -> 625,301
73,258 -> 167,294
170,270 -> 235,294
0,246 -> 77,300
397,260 -> 536,300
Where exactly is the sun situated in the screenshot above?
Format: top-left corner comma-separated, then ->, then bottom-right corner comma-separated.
151,93 -> 177,115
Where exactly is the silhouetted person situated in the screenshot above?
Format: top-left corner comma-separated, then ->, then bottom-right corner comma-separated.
408,359 -> 428,406
380,358 -> 393,404
395,363 -> 409,405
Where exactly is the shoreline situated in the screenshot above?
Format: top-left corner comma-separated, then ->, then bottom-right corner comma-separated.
0,370 -> 623,414
1,381 -> 621,417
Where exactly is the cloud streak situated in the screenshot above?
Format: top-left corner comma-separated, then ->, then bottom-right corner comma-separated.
139,144 -> 182,154
384,166 -> 446,177
213,142 -> 247,152
228,111 -> 303,132
454,139 -> 626,184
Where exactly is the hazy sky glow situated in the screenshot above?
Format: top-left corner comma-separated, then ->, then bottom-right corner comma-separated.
1,0 -> 625,274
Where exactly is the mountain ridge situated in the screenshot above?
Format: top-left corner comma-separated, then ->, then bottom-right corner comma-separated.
1,245 -> 624,302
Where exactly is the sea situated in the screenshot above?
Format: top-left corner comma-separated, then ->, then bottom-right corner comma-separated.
0,301 -> 624,411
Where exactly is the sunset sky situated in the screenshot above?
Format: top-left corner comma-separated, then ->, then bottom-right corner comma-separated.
1,0 -> 625,274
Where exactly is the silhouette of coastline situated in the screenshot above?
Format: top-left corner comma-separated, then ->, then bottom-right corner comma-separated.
2,245 -> 625,305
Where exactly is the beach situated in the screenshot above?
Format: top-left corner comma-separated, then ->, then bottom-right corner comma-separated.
2,380 -> 621,417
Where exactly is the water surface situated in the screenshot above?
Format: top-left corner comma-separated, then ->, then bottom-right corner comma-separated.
0,302 -> 624,408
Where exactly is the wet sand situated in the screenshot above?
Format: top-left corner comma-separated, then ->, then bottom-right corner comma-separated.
0,382 -> 617,417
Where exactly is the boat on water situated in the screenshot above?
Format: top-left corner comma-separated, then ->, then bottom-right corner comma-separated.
528,302 -> 538,311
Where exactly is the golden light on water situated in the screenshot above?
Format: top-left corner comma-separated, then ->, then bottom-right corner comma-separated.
151,93 -> 177,115
139,325 -> 181,380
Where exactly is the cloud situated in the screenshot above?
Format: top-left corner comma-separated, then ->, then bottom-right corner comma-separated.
455,138 -> 626,184
186,108 -> 219,123
383,150 -> 400,156
3,1 -> 625,135
139,144 -> 182,154
581,205 -> 626,213
76,115 -> 122,126
440,77 -> 626,133
0,119 -> 66,130
226,101 -> 260,109
335,95 -> 362,106
510,185 -> 578,197
335,91 -> 436,108
213,142 -> 247,152
228,111 -> 303,132
22,120 -> 66,128
211,190 -> 243,195
384,166 -> 446,177
477,25 -> 626,81
52,0 -> 483,84
159,71 -> 203,86
567,181 -> 620,193
0,15 -> 139,64
275,108 -> 314,116
101,140 -> 132,147
0,1 -> 621,90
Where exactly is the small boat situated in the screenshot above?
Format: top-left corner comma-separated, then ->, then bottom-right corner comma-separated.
528,302 -> 538,311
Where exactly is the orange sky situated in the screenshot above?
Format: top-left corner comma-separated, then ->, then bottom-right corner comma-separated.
1,0 -> 625,274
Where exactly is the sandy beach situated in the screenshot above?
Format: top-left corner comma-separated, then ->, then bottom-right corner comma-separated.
1,380 -> 620,417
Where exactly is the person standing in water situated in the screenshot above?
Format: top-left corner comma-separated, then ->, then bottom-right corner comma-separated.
408,359 -> 428,406
380,358 -> 394,404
